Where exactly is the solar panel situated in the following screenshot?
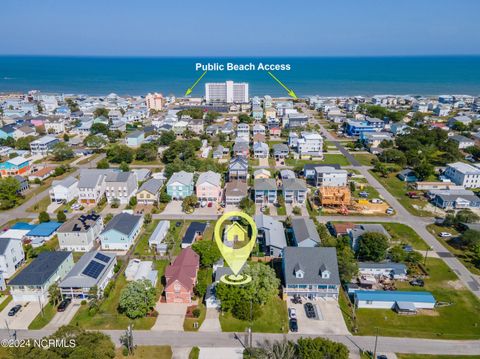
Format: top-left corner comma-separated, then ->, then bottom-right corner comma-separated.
82,261 -> 105,279
94,253 -> 110,264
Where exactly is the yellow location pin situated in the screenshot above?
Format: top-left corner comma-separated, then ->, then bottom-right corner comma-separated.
214,211 -> 257,285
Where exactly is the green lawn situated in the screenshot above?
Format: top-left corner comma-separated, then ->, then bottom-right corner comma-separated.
26,195 -> 51,213
285,154 -> 350,167
354,257 -> 480,339
352,183 -> 381,200
248,159 -> 260,166
115,346 -> 172,359
28,303 -> 57,329
353,153 -> 377,166
427,224 -> 480,275
369,171 -> 434,217
383,223 -> 430,250
76,153 -> 100,165
183,303 -> 207,331
0,296 -> 12,313
219,296 -> 288,333
134,220 -> 160,257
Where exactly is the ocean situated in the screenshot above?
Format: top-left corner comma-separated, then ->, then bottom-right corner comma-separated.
1,56 -> 480,97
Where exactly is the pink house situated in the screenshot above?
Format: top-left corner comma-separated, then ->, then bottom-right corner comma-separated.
195,171 -> 222,203
270,127 -> 281,137
31,118 -> 45,127
164,248 -> 200,304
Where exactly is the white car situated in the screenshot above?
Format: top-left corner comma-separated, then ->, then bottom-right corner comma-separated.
386,207 -> 394,215
439,232 -> 452,238
371,198 -> 384,204
288,308 -> 297,319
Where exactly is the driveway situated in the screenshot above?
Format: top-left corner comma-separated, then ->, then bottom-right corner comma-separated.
258,157 -> 269,167
288,299 -> 349,335
44,302 -> 81,330
0,301 -> 41,330
163,201 -> 184,215
152,303 -> 188,331
199,347 -> 243,359
199,308 -> 221,332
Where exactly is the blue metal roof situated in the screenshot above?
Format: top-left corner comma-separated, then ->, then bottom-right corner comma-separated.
27,222 -> 62,237
355,290 -> 436,303
11,222 -> 36,230
182,222 -> 207,244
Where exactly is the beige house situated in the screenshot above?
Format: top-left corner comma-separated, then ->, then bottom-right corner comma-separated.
136,178 -> 163,205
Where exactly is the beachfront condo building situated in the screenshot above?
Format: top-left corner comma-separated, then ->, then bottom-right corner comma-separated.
205,81 -> 249,103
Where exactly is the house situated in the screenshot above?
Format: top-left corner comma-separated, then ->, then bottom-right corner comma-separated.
132,168 -> 152,183
282,247 -> 340,299
254,178 -> 277,204
26,221 -> 63,247
13,125 -> 36,140
361,132 -> 393,153
293,132 -> 323,158
254,214 -> 287,256
59,251 -> 116,299
280,169 -> 296,180
49,176 -> 79,203
0,238 -> 24,279
188,119 -> 204,134
125,259 -> 157,286
126,130 -> 145,148
164,248 -> 200,304
269,127 -> 281,137
253,142 -> 269,158
358,262 -> 407,280
282,178 -> 308,204
149,220 -> 170,255
105,171 -> 138,204
14,175 -> 29,193
397,169 -> 418,183
0,156 -> 30,177
181,222 -> 207,248
345,119 -> 381,136
28,166 -> 55,181
330,222 -> 355,237
291,218 -> 320,247
44,118 -> 65,134
228,156 -> 248,182
78,169 -> 108,205
196,171 -> 222,203
224,180 -> 248,205
57,212 -> 103,252
30,135 -> 59,156
431,190 -> 480,209
236,123 -> 250,139
354,291 -> 436,310
450,135 -> 475,149
253,169 -> 271,179
136,178 -> 163,205
447,115 -> 472,128
100,213 -> 143,250
8,251 -> 74,303
233,140 -> 249,158
252,123 -> 266,136
0,124 -> 16,139
272,144 -> 289,159
349,224 -> 391,250
443,162 -> 480,188
285,113 -> 309,128
166,171 -> 194,200
312,165 -> 348,187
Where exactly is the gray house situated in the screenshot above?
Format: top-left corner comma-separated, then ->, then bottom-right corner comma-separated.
272,144 -> 289,159
282,178 -> 307,204
57,212 -> 103,252
254,178 -> 277,204
228,156 -> 248,182
224,180 -> 248,205
349,224 -> 391,250
253,142 -> 269,158
282,247 -> 340,299
291,218 -> 320,247
105,171 -> 138,204
254,214 -> 287,256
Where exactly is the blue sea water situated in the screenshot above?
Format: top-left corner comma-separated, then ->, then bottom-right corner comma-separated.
1,56 -> 480,97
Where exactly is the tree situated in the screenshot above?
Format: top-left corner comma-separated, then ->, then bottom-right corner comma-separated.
129,196 -> 137,207
159,188 -> 171,203
107,144 -> 134,163
57,211 -> 67,222
192,240 -> 221,267
251,339 -> 296,359
118,280 -> 156,319
39,211 -> 50,223
380,148 -> 407,166
93,107 -> 109,118
297,337 -> 349,359
357,232 -> 389,262
336,246 -> 358,283
182,195 -> 197,213
238,113 -> 253,124
413,161 -> 434,180
0,177 -> 20,210
15,135 -> 36,150
52,142 -> 75,161
90,122 -> 109,135
119,161 -> 130,172
97,158 -> 110,169
135,143 -> 157,162
461,230 -> 480,250
49,282 -> 62,306
63,133 -> 70,142
84,134 -> 107,149
239,197 -> 255,216
373,161 -> 389,178
455,209 -> 480,224
158,131 -> 176,146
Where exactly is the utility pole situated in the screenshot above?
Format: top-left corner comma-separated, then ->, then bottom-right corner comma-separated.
38,295 -> 44,317
424,247 -> 431,266
373,327 -> 379,359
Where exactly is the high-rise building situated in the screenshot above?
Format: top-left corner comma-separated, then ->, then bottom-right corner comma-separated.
145,92 -> 164,111
205,81 -> 249,103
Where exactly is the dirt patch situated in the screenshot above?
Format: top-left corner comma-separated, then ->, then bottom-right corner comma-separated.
447,280 -> 465,290
417,309 -> 440,316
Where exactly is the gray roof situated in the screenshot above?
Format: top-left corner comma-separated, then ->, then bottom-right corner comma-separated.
167,171 -> 194,187
273,143 -> 289,153
0,238 -> 15,255
291,218 -> 320,244
78,169 -> 108,188
358,262 -> 407,273
197,171 -> 221,187
282,178 -> 307,191
59,251 -> 115,289
52,176 -> 78,189
225,181 -> 248,197
138,178 -> 163,194
105,171 -> 134,183
254,178 -> 277,191
450,135 -> 474,143
280,170 -> 295,179
350,224 -> 391,240
229,156 -> 248,170
254,214 -> 286,250
283,247 -> 340,286
126,130 -> 144,138
102,213 -> 142,236
9,251 -> 71,286
58,212 -> 101,233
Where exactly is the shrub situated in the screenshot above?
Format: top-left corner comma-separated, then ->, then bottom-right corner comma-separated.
192,308 -> 201,318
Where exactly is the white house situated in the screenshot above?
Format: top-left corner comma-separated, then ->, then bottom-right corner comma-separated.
293,132 -> 323,158
57,213 -> 103,252
149,220 -> 170,254
0,238 -> 25,280
444,162 -> 480,189
49,176 -> 79,203
29,135 -> 59,156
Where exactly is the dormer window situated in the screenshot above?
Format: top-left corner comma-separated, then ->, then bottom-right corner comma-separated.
295,269 -> 304,279
321,270 -> 330,279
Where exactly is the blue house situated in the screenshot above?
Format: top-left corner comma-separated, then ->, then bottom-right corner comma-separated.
100,213 -> 144,251
345,119 -> 381,137
397,169 -> 418,183
354,290 -> 436,311
166,171 -> 194,200
181,222 -> 207,248
126,130 -> 145,148
26,221 -> 63,247
0,124 -> 16,140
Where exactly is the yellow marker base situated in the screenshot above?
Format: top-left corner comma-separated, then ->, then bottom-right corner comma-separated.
220,274 -> 252,285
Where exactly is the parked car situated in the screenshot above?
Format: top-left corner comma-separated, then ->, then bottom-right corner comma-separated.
175,221 -> 182,227
410,279 -> 425,287
386,207 -> 394,215
371,198 -> 383,204
439,232 -> 452,238
288,307 -> 297,319
304,303 -> 315,318
289,318 -> 298,332
57,298 -> 71,312
8,304 -> 21,316
359,191 -> 369,198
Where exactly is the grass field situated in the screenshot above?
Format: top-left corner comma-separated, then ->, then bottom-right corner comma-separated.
383,222 -> 430,250
134,220 -> 160,257
0,296 -> 12,313
219,296 -> 288,333
115,346 -> 172,359
285,154 -> 350,167
427,224 -> 480,275
28,303 -> 56,329
183,303 -> 206,331
354,257 -> 480,339
353,153 -> 377,166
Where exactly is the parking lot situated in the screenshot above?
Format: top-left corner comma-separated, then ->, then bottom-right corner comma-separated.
0,301 -> 41,330
288,298 -> 349,335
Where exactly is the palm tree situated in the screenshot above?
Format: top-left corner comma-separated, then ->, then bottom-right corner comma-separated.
254,338 -> 297,359
48,283 -> 62,306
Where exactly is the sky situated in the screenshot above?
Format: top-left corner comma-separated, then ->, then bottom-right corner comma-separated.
1,0 -> 480,57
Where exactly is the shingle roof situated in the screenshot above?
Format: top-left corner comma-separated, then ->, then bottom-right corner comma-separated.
58,213 -> 101,233
52,176 -> 78,189
291,218 -> 320,244
197,171 -> 221,187
254,178 -> 277,191
59,251 -> 115,288
9,251 -> 71,286
138,178 -> 163,194
167,171 -> 194,187
254,214 -> 286,250
282,178 -> 307,191
165,247 -> 199,290
102,213 -> 142,236
0,238 -> 15,255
